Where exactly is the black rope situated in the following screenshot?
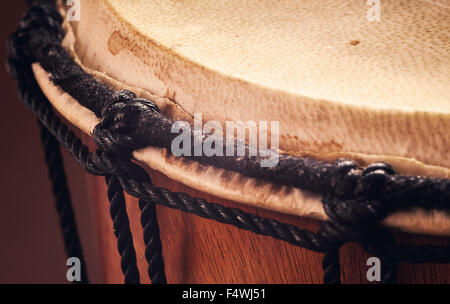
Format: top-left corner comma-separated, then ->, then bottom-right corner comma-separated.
139,199 -> 167,284
322,249 -> 340,284
105,174 -> 140,284
7,0 -> 450,284
38,121 -> 89,284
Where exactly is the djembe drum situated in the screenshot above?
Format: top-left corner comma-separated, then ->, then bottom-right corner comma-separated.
7,0 -> 450,284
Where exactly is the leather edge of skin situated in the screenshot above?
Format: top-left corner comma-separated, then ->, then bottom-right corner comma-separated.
33,63 -> 450,237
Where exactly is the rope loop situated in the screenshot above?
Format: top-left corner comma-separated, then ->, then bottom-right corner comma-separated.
92,89 -> 165,159
321,160 -> 398,272
331,159 -> 359,198
359,162 -> 395,196
324,160 -> 393,232
322,195 -> 388,226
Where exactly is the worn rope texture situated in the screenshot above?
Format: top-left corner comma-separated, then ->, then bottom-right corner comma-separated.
38,121 -> 89,284
139,199 -> 167,284
105,174 -> 140,284
7,0 -> 450,284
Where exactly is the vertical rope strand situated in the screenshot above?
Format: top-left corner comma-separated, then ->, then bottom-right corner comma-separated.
38,121 -> 89,284
381,257 -> 398,284
139,199 -> 167,284
105,174 -> 140,284
322,249 -> 341,284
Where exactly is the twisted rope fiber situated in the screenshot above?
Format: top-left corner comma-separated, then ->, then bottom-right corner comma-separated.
7,0 -> 450,283
139,199 -> 167,284
322,250 -> 340,284
39,122 -> 89,284
105,174 -> 140,284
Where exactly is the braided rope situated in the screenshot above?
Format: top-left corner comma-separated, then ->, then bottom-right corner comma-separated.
105,174 -> 140,284
322,250 -> 340,284
139,199 -> 167,284
7,0 -> 450,284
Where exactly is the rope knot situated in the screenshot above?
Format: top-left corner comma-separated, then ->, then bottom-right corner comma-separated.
323,162 -> 394,236
85,148 -> 152,186
92,90 -> 166,158
322,194 -> 388,226
357,162 -> 395,198
330,159 -> 360,197
85,149 -> 117,175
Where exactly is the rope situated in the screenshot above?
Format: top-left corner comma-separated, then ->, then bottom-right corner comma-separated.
38,121 -> 89,284
139,199 -> 167,284
105,174 -> 140,284
7,0 -> 450,284
322,250 -> 340,284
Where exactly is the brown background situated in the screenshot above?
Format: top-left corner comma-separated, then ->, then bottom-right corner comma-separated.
0,1 -> 101,284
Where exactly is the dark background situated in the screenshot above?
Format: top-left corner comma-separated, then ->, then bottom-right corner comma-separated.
0,2 -> 100,283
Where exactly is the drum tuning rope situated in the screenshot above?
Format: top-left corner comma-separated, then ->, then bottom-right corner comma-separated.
7,0 -> 450,284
